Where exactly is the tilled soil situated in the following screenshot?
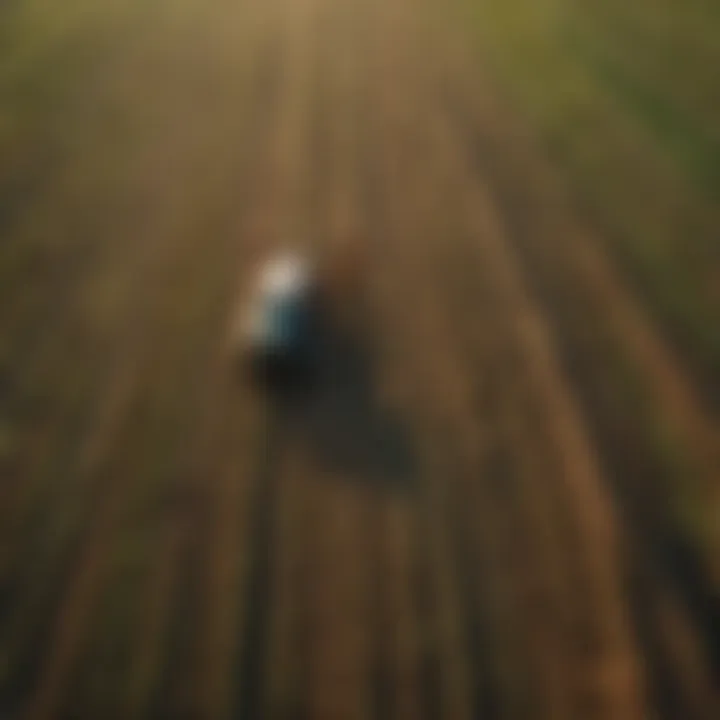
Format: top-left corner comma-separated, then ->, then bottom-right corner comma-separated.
0,0 -> 718,717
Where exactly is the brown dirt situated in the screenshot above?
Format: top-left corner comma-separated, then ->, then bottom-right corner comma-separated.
1,0 -> 718,717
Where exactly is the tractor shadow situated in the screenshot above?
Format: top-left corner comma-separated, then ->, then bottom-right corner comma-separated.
284,320 -> 418,494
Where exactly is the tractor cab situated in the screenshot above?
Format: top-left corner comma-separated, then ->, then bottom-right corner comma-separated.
236,252 -> 321,393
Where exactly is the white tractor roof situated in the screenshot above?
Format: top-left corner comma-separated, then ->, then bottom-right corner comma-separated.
259,252 -> 314,299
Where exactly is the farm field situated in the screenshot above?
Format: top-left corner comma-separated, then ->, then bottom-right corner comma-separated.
0,0 -> 718,718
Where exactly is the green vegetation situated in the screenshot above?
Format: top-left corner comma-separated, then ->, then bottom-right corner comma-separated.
459,0 -> 720,404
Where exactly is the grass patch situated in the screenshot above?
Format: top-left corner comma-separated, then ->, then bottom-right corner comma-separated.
567,36 -> 720,198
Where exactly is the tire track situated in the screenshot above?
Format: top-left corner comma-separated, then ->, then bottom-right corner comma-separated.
0,5 -> 231,561
429,17 -> 720,704
408,59 -> 606,715
95,124 -> 272,720
298,0 -> 376,715
230,0 -> 320,716
434,26 -> 719,560
181,17 -> 291,720
19,287 -> 171,720
429,81 -> 649,720
0,168 -> 212,714
351,2 -> 418,717
371,2 -> 648,716
368,1 -> 481,715
138,1 -> 302,715
63,178 -> 264,718
14,21 -> 273,708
